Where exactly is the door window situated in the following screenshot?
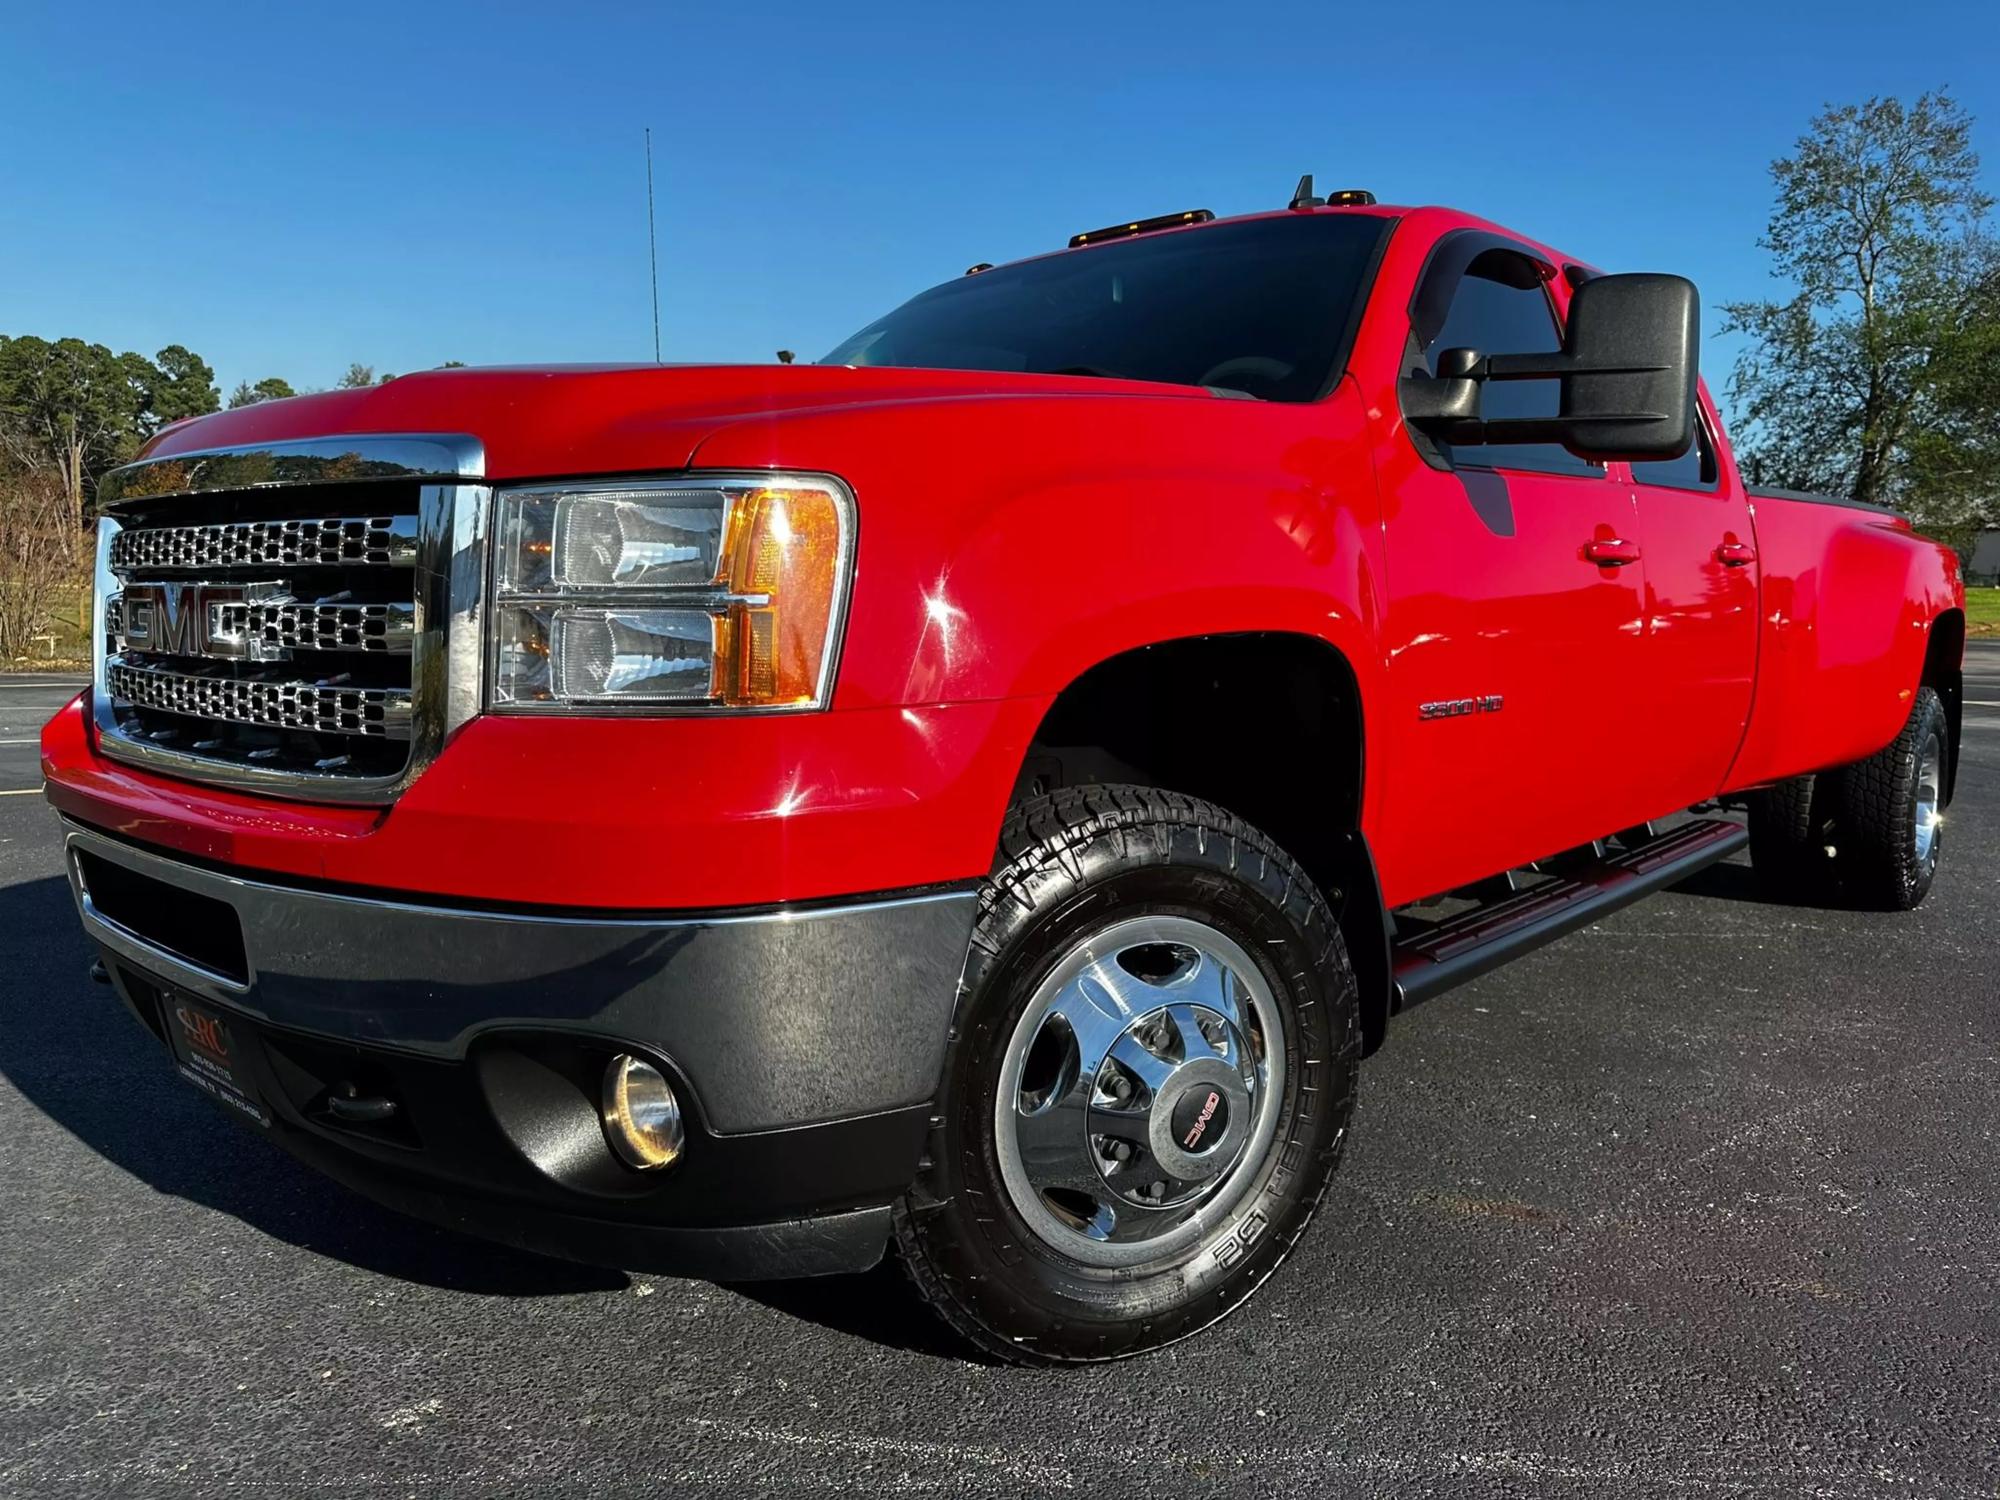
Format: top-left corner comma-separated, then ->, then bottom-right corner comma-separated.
1628,416 -> 1721,492
1416,247 -> 1601,478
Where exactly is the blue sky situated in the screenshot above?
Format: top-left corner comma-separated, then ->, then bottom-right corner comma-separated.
3,0 -> 1995,416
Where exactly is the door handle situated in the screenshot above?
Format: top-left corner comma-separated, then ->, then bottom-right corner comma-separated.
1715,541 -> 1757,567
1582,538 -> 1642,567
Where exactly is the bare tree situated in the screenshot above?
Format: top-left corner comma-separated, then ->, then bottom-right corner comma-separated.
0,466 -> 88,661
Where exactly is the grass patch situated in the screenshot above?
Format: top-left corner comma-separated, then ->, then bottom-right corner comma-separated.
0,583 -> 90,670
1966,587 -> 2000,636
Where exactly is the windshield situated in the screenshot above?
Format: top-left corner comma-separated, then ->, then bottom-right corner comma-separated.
820,214 -> 1391,402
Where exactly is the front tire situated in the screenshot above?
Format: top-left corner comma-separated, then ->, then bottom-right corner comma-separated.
893,785 -> 1358,1365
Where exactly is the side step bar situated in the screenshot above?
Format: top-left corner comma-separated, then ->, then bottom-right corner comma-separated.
1391,817 -> 1748,1011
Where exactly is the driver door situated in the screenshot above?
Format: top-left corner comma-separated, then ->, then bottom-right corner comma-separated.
1373,239 -> 1658,903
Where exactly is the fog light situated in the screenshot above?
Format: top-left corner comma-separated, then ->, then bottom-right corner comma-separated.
600,1055 -> 685,1170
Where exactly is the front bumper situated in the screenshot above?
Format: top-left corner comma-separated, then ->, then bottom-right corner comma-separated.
63,819 -> 976,1280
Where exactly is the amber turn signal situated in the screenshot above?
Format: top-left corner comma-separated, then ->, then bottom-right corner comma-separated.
716,486 -> 848,708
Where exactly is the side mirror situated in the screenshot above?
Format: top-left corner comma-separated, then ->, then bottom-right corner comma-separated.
1401,272 -> 1700,463
1547,273 -> 1700,460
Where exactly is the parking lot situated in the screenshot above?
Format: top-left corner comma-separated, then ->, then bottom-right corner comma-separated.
2,649 -> 1997,1498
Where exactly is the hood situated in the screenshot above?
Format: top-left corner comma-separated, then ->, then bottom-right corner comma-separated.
140,364 -> 1216,481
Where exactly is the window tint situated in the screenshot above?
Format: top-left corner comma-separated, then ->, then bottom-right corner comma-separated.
820,214 -> 1391,403
1629,417 -> 1720,492
1419,249 -> 1600,478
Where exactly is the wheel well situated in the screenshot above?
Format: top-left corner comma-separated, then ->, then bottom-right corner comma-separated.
1017,633 -> 1391,1053
1924,609 -> 1965,802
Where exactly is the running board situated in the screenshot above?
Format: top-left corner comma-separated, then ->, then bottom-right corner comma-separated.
1391,818 -> 1747,1011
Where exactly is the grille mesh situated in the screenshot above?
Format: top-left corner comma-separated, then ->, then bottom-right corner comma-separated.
109,516 -> 417,573
109,663 -> 412,739
211,601 -> 415,655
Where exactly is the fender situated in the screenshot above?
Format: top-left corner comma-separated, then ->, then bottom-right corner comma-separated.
690,380 -> 1392,813
1726,501 -> 1964,792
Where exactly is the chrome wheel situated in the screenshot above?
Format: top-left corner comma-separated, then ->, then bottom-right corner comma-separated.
1914,736 -> 1943,868
994,914 -> 1286,1269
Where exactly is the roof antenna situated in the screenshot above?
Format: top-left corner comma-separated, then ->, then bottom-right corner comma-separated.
1289,173 -> 1325,211
645,127 -> 662,362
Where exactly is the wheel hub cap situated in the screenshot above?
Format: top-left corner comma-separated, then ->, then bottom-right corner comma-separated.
1915,737 -> 1943,867
1168,1080 -> 1230,1156
995,915 -> 1285,1268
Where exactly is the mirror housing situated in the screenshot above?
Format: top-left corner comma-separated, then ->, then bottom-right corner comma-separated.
1401,272 -> 1700,463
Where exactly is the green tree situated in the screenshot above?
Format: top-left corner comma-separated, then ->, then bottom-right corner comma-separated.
336,363 -> 376,389
0,336 -> 226,520
1725,91 -> 1999,555
0,335 -> 148,522
1901,268 -> 2000,562
228,376 -> 298,408
146,344 -> 220,428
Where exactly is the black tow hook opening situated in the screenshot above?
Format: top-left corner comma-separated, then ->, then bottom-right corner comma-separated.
327,1087 -> 399,1124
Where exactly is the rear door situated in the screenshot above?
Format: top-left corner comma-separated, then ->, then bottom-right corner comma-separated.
1625,392 -> 1759,805
1375,238 -> 1660,902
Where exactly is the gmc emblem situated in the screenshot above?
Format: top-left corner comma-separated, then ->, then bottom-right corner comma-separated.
121,581 -> 285,661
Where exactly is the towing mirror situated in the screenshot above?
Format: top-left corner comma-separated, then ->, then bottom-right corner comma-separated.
1401,272 -> 1700,463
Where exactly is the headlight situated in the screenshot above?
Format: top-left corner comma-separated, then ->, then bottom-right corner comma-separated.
490,474 -> 853,712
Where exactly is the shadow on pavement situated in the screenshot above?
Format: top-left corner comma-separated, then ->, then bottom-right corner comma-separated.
0,871 -> 624,1298
734,1259 -> 992,1363
1671,856 -> 1869,910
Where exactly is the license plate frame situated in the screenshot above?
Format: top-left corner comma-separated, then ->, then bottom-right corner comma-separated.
163,992 -> 270,1128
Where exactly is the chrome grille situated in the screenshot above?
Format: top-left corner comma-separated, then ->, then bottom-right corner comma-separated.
109,515 -> 417,573
92,433 -> 488,803
212,600 -> 416,656
109,662 -> 412,738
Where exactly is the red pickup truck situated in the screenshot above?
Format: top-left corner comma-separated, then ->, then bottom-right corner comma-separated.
43,186 -> 1965,1365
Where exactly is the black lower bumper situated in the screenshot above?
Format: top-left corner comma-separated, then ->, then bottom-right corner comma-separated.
63,820 -> 976,1281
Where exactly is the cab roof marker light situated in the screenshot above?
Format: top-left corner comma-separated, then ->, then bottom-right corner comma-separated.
1068,209 -> 1213,249
1292,175 -> 1376,211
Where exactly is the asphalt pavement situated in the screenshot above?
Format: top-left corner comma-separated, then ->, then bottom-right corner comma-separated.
0,673 -> 75,793
2,652 -> 1997,1498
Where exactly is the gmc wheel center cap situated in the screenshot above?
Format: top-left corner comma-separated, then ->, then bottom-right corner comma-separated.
1171,1085 -> 1230,1153
1138,1055 -> 1254,1182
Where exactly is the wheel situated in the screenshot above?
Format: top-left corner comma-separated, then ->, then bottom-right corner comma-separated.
1829,685 -> 1949,911
1746,773 -> 1835,898
893,784 -> 1358,1365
